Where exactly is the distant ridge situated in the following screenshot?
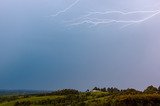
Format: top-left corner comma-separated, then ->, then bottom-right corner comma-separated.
0,89 -> 51,96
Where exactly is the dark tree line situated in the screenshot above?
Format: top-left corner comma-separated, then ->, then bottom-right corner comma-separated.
92,85 -> 160,94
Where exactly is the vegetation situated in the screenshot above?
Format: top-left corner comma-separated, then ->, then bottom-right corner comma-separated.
0,86 -> 160,106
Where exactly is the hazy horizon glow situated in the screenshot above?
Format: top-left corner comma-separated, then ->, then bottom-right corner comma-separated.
0,0 -> 160,90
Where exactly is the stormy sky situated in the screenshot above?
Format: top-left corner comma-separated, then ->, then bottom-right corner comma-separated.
0,0 -> 160,90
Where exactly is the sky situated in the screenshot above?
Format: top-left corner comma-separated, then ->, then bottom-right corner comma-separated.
0,0 -> 160,91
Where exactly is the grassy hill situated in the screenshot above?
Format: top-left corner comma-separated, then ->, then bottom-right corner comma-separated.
1,86 -> 160,106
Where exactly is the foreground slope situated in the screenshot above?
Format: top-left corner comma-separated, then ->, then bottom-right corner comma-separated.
1,87 -> 160,106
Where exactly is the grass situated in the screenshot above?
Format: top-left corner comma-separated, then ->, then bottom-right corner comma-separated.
0,95 -> 64,106
1,91 -> 160,106
0,92 -> 108,106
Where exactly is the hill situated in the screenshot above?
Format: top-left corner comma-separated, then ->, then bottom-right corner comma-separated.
0,86 -> 160,106
0,90 -> 51,96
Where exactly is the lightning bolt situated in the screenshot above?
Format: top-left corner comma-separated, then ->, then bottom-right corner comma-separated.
50,0 -> 160,28
51,0 -> 80,17
65,10 -> 159,23
67,10 -> 160,28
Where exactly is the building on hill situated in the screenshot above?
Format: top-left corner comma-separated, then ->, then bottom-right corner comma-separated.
91,90 -> 100,92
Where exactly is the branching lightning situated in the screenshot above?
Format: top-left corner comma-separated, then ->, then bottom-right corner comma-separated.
51,0 -> 80,17
51,0 -> 160,28
67,10 -> 160,28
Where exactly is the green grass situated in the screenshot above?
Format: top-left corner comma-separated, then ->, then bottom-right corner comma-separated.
1,92 -> 160,106
0,95 -> 64,106
0,91 -> 108,106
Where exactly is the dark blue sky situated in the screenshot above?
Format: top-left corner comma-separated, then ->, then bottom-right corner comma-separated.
0,0 -> 160,90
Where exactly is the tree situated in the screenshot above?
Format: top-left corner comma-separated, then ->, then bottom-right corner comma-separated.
121,88 -> 141,94
101,87 -> 106,92
93,87 -> 100,91
158,86 -> 160,92
86,89 -> 89,92
144,85 -> 158,93
107,87 -> 119,93
51,89 -> 79,95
